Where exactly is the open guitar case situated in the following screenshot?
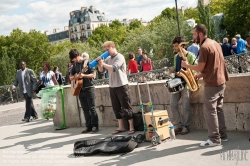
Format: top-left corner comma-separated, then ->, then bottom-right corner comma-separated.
73,136 -> 138,156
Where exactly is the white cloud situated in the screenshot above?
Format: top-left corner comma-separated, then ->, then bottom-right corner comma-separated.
0,1 -> 20,14
0,0 -> 198,36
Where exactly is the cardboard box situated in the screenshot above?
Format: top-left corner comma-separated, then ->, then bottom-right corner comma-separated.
144,110 -> 169,128
144,110 -> 170,141
145,124 -> 170,141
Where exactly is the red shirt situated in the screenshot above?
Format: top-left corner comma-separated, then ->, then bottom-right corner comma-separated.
128,59 -> 138,73
141,58 -> 152,72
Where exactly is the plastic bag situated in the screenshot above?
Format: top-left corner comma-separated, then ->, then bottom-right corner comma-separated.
37,86 -> 60,120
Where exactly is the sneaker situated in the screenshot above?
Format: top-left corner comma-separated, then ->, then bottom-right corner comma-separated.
32,116 -> 38,120
22,118 -> 29,122
174,127 -> 182,135
200,139 -> 221,147
221,138 -> 228,142
180,127 -> 190,135
91,127 -> 99,133
81,128 -> 92,134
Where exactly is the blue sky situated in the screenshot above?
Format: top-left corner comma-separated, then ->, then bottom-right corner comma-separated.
0,0 -> 197,36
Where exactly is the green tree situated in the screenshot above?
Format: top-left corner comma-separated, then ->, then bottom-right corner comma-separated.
209,0 -> 227,16
0,48 -> 16,86
223,0 -> 250,39
0,29 -> 53,76
184,7 -> 199,23
50,41 -> 102,76
88,20 -> 127,48
128,20 -> 142,30
197,0 -> 215,39
120,17 -> 193,65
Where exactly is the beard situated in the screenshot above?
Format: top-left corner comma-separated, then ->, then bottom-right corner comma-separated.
195,35 -> 200,44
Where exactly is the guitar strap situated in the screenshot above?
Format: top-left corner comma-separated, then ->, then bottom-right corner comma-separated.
80,59 -> 89,91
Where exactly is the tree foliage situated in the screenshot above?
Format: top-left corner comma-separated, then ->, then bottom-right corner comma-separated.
184,7 -> 199,23
0,29 -> 52,77
87,20 -> 127,48
223,0 -> 250,39
120,17 -> 193,63
50,41 -> 102,76
0,48 -> 16,86
197,1 -> 215,39
128,20 -> 142,30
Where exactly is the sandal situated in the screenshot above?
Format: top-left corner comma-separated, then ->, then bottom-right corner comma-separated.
112,129 -> 126,134
128,130 -> 135,135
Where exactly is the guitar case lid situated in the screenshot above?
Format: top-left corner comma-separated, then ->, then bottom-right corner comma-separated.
74,136 -> 138,156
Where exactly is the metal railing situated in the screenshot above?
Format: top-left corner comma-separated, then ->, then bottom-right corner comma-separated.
1,52 -> 249,105
0,86 -> 22,106
224,52 -> 250,74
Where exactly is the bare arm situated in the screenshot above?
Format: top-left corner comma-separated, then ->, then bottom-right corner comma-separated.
52,75 -> 58,85
97,58 -> 113,72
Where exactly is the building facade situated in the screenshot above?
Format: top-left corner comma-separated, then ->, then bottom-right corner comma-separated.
46,28 -> 69,44
68,6 -> 109,43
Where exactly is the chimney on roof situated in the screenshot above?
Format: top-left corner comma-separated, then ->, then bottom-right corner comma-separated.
53,28 -> 60,33
44,30 -> 49,35
64,26 -> 68,31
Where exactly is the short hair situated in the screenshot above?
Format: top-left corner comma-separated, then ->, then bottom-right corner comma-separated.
235,34 -> 241,39
142,51 -> 147,55
194,24 -> 208,36
128,52 -> 135,59
69,48 -> 80,60
82,52 -> 89,59
43,62 -> 51,71
172,36 -> 185,44
137,47 -> 142,50
53,66 -> 58,72
19,60 -> 26,64
103,41 -> 116,48
223,38 -> 228,43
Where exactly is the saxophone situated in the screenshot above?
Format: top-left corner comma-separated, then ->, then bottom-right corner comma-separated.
177,42 -> 200,92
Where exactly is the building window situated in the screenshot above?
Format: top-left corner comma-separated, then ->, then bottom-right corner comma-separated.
87,32 -> 91,37
87,24 -> 90,29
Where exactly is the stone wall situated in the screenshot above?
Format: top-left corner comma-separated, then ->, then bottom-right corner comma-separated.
54,74 -> 250,131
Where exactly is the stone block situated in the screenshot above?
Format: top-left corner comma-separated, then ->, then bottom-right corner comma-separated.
236,103 -> 250,131
223,103 -> 237,131
95,85 -> 112,107
224,74 -> 250,103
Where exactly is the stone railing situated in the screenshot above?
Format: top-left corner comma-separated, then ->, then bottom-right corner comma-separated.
0,85 -> 21,105
54,73 -> 250,132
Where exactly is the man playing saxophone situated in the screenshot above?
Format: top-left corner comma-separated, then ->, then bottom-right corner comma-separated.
181,24 -> 229,147
168,36 -> 197,135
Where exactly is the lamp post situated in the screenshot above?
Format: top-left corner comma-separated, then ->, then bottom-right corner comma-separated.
175,0 -> 181,36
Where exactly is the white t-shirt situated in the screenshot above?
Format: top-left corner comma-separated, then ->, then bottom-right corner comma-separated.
21,69 -> 27,93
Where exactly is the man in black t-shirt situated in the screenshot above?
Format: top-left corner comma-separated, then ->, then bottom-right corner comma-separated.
69,49 -> 99,134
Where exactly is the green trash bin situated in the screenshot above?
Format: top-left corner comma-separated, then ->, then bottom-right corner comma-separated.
37,85 -> 66,130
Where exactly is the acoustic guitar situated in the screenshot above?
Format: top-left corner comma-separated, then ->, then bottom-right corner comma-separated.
71,59 -> 89,96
